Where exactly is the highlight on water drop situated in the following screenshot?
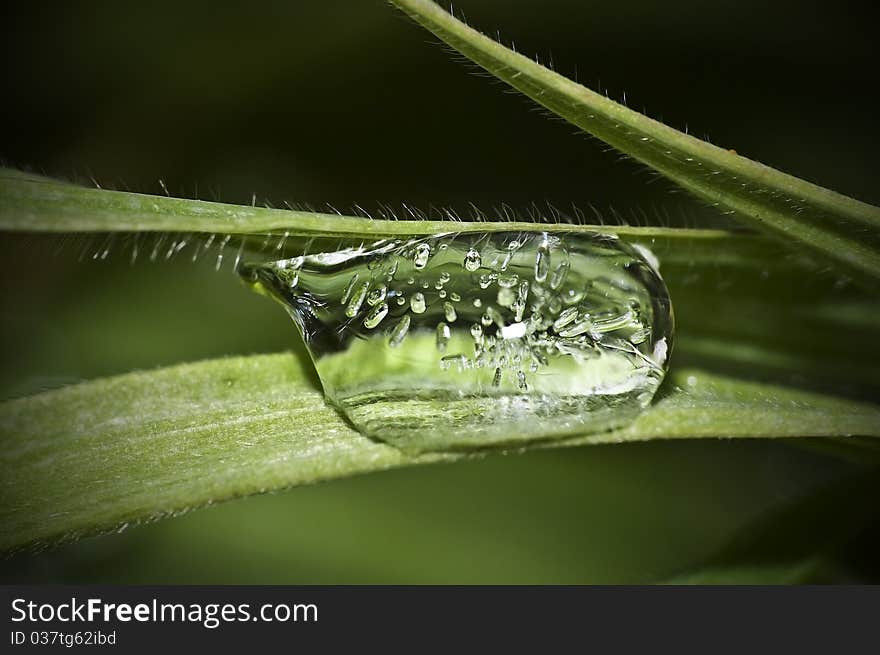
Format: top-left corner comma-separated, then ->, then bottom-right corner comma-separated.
239,231 -> 673,453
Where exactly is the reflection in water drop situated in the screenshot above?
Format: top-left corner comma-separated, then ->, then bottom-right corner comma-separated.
240,231 -> 673,453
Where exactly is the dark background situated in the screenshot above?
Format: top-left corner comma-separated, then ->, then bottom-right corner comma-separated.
1,0 -> 877,582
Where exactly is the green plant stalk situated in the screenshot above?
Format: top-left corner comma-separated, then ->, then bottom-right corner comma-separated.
0,170 -> 822,277
0,170 -> 737,240
388,0 -> 880,285
2,352 -> 879,553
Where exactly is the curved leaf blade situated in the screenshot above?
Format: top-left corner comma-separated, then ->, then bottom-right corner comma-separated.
0,169 -> 741,243
388,0 -> 880,284
2,352 -> 878,553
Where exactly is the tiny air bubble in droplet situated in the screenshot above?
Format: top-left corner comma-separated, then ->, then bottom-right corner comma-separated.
345,281 -> 369,317
413,243 -> 431,270
341,274 -> 359,304
388,315 -> 411,348
410,292 -> 427,314
367,285 -> 387,306
464,249 -> 481,272
535,240 -> 551,282
436,322 -> 451,352
363,302 -> 388,329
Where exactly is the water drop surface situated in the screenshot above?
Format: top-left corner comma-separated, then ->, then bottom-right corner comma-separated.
241,231 -> 673,453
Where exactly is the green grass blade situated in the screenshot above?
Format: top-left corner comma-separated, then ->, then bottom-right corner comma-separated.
2,352 -> 878,553
0,169 -> 740,242
0,167 -> 836,292
387,0 -> 880,285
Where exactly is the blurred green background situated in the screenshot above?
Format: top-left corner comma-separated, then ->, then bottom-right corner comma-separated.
1,0 -> 877,582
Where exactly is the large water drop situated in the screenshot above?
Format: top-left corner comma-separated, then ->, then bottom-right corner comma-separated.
240,231 -> 673,453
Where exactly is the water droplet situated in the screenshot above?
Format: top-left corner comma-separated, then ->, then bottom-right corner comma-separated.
549,260 -> 569,290
553,307 -> 579,331
389,315 -> 411,347
440,353 -> 468,371
497,273 -> 519,288
385,260 -> 399,283
410,292 -> 427,314
535,240 -> 551,282
345,281 -> 369,317
478,273 -> 496,289
341,273 -> 359,304
241,231 -> 673,453
497,286 -> 515,308
367,285 -> 387,306
363,302 -> 388,329
436,322 -> 451,352
464,248 -> 481,272
470,323 -> 484,347
413,243 -> 431,269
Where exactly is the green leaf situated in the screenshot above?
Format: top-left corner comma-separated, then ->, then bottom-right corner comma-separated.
387,0 -> 880,285
2,352 -> 878,553
0,167 -> 749,243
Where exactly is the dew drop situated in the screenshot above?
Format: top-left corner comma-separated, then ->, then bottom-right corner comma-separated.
410,292 -> 427,314
345,281 -> 369,317
241,231 -> 673,454
436,322 -> 451,352
413,243 -> 431,270
470,323 -> 484,347
478,273 -> 496,289
550,260 -> 570,290
553,307 -> 579,331
535,240 -> 551,282
441,353 -> 468,371
367,285 -> 387,306
464,248 -> 481,272
497,286 -> 515,308
341,273 -> 359,305
388,315 -> 411,347
385,260 -> 399,283
363,302 -> 389,329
